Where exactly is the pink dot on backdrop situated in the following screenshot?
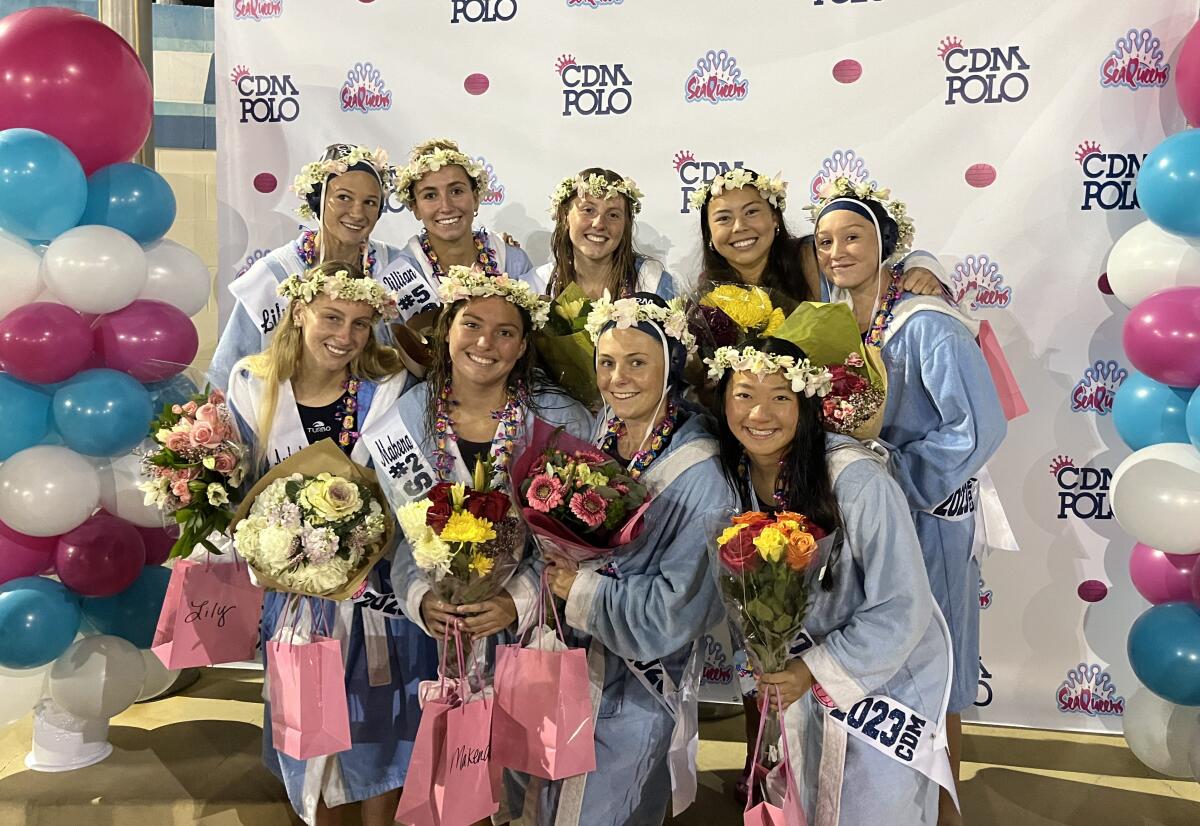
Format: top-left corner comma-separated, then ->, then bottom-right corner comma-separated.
464,73 -> 490,95
1077,579 -> 1108,603
253,173 -> 277,194
832,60 -> 862,84
965,164 -> 996,188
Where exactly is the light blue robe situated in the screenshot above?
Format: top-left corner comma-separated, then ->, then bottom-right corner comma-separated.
500,410 -> 737,825
529,255 -> 679,299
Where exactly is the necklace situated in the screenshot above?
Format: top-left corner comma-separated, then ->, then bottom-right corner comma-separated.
433,379 -> 524,488
600,399 -> 680,480
334,378 -> 361,449
419,228 -> 498,280
739,452 -> 787,510
864,267 -> 904,348
296,230 -> 377,276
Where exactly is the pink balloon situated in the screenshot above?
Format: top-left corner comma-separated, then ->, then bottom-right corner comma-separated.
1130,542 -> 1199,604
1179,22 -> 1200,127
1193,558 -> 1200,605
54,512 -> 145,597
0,301 -> 94,384
135,523 -> 180,567
93,300 -> 198,382
0,518 -> 56,585
1123,287 -> 1200,388
0,9 -> 152,174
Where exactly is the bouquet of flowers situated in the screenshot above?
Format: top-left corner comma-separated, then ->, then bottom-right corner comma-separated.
691,283 -> 792,350
230,439 -> 395,598
534,281 -> 601,408
139,386 -> 249,558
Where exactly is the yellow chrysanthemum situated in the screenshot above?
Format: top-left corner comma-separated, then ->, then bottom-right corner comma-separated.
753,526 -> 787,562
439,511 -> 496,544
718,523 -> 748,546
763,307 -> 785,337
701,285 -> 776,333
469,553 -> 495,576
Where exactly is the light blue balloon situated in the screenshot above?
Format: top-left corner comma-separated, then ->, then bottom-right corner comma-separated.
81,565 -> 171,649
1189,387 -> 1200,453
1128,602 -> 1200,706
1112,370 -> 1192,451
0,128 -> 86,241
0,375 -> 52,460
79,162 -> 176,245
52,368 -> 153,457
0,576 -> 82,669
1138,130 -> 1200,238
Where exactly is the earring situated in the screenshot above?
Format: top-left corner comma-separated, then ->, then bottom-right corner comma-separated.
775,226 -> 780,235
708,241 -> 715,251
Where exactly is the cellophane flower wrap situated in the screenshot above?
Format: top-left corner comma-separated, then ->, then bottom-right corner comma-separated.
509,419 -> 652,563
534,281 -> 601,409
138,386 -> 249,558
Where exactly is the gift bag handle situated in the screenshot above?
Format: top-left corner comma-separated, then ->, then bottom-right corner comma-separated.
519,565 -> 569,651
745,686 -> 797,814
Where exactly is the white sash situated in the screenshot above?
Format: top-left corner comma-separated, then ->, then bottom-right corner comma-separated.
925,467 -> 1018,562
376,259 -> 440,323
228,243 -> 306,342
359,403 -> 438,509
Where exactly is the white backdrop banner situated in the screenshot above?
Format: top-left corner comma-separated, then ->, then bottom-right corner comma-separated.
215,0 -> 1199,733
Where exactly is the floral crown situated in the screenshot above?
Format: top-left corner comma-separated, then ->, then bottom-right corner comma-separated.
584,294 -> 696,349
291,145 -> 397,220
550,172 -> 644,216
278,268 -> 400,320
395,141 -> 487,207
704,346 -> 831,397
687,168 -> 788,212
805,177 -> 915,259
438,265 -> 550,329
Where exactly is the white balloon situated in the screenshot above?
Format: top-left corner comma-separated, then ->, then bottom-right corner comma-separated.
1123,687 -> 1200,778
140,239 -> 212,317
1111,443 -> 1200,554
136,649 -> 180,701
0,663 -> 49,727
96,442 -> 168,529
1106,220 -> 1200,309
42,225 -> 147,314
0,445 -> 100,537
49,635 -> 146,720
0,230 -> 42,320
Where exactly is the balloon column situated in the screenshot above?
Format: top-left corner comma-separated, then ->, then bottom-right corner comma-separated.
0,7 -> 210,765
1106,25 -> 1200,781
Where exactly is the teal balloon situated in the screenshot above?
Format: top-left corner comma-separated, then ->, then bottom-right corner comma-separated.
1188,387 -> 1200,452
0,128 -> 87,240
81,565 -> 171,649
1138,130 -> 1200,238
0,576 -> 81,669
79,163 -> 176,245
52,368 -> 153,457
0,375 -> 51,460
1113,370 -> 1192,451
1128,602 -> 1200,706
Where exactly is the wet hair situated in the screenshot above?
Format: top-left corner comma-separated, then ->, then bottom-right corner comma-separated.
549,167 -> 641,299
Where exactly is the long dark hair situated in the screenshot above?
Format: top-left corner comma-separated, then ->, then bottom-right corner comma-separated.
713,337 -> 841,532
549,167 -> 641,299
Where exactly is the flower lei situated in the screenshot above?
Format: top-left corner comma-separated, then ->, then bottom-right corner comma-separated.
864,268 -> 905,348
336,378 -> 360,449
585,294 -> 695,348
687,168 -> 788,211
433,380 -> 524,489
804,176 -> 915,260
419,229 -> 498,281
601,399 -> 679,480
296,229 -> 378,277
278,267 -> 400,320
550,172 -> 644,215
395,143 -> 487,207
739,452 -> 787,510
704,345 -> 832,397
291,145 -> 397,220
438,265 -> 550,329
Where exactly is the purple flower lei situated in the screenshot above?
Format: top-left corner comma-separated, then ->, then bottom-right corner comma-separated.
433,379 -> 525,487
600,399 -> 679,481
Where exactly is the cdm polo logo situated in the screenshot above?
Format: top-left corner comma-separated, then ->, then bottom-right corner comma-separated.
1101,28 -> 1169,90
673,151 -> 744,214
1051,455 -> 1113,521
1071,359 -> 1127,416
809,149 -> 874,204
232,65 -> 300,124
1057,663 -> 1124,717
950,255 -> 1012,311
684,50 -> 749,104
1077,141 -> 1142,211
233,0 -> 282,21
939,36 -> 1029,105
340,63 -> 392,114
476,157 -> 506,206
451,0 -> 517,23
556,54 -> 632,117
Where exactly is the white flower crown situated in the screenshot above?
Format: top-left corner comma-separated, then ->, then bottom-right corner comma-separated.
395,142 -> 487,207
704,345 -> 832,398
805,177 -> 915,260
584,294 -> 696,349
688,168 -> 788,212
278,268 -> 400,320
550,172 -> 644,216
438,265 -> 550,330
290,145 -> 397,220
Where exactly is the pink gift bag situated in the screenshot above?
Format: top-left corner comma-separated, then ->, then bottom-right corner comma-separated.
151,555 -> 263,669
745,688 -> 806,826
977,320 -> 1028,421
491,578 -> 596,780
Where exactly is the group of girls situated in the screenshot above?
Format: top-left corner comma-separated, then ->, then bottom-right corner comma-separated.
212,138 -> 1006,826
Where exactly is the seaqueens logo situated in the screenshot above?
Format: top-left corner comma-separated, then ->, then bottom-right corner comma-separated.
1051,455 -> 1113,521
233,0 -> 282,20
951,255 -> 1012,310
235,249 -> 270,280
1071,359 -> 1127,416
450,0 -> 517,23
232,65 -> 300,124
1077,141 -> 1142,211
939,36 -> 1029,105
674,150 -> 744,214
566,0 -> 622,7
339,63 -> 392,114
557,54 -> 632,117
809,149 -> 875,204
475,156 -> 505,206
1101,28 -> 1169,90
684,50 -> 749,104
1057,663 -> 1124,717
979,578 -> 992,609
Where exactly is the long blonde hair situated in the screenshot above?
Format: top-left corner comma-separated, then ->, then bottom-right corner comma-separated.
245,260 -> 403,461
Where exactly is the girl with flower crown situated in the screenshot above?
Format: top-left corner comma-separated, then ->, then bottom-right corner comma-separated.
813,187 -> 1007,826
497,292 -> 737,825
706,334 -> 954,825
211,143 -> 412,391
529,167 -> 677,300
225,260 -> 437,826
